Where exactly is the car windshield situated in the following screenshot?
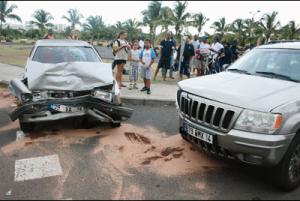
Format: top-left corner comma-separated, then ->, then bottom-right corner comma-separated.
32,46 -> 101,64
228,48 -> 300,82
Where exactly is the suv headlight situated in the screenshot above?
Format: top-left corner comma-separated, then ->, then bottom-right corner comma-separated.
94,90 -> 113,102
234,109 -> 282,134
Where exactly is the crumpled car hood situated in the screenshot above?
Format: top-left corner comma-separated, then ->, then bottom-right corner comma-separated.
178,72 -> 300,112
26,61 -> 114,91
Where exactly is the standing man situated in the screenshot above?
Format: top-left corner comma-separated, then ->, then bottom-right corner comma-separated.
176,35 -> 195,80
113,31 -> 131,88
195,36 -> 210,76
210,35 -> 224,73
157,31 -> 176,81
191,35 -> 200,74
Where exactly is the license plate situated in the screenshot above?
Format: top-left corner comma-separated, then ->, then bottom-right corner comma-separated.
49,104 -> 83,113
184,123 -> 214,144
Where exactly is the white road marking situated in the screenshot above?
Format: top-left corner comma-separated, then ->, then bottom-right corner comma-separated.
16,130 -> 25,141
14,154 -> 63,182
5,189 -> 12,196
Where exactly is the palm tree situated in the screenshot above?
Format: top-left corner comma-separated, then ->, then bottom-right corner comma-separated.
124,19 -> 142,41
0,1 -> 21,34
191,12 -> 209,36
259,11 -> 280,42
30,9 -> 54,34
114,21 -> 124,30
229,18 -> 245,42
211,17 -> 228,39
83,15 -> 105,43
157,6 -> 174,33
62,8 -> 83,30
172,1 -> 190,39
280,21 -> 300,40
141,1 -> 162,46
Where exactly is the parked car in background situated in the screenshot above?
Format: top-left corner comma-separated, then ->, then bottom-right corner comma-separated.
9,39 -> 133,132
177,42 -> 300,191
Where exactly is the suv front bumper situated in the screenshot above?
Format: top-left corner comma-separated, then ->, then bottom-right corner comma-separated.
10,96 -> 133,123
179,114 -> 295,166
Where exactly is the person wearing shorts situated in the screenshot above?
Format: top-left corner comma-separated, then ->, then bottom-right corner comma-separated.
113,31 -> 130,88
128,40 -> 140,90
139,39 -> 156,95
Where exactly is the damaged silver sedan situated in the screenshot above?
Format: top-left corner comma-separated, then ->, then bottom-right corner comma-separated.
9,39 -> 133,132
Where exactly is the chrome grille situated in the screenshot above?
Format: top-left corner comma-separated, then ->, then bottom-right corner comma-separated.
178,91 -> 242,133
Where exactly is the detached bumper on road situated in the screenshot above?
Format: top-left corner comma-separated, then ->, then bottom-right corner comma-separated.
179,115 -> 295,166
10,96 -> 133,123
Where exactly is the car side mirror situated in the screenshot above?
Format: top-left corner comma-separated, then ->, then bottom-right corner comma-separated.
223,64 -> 230,71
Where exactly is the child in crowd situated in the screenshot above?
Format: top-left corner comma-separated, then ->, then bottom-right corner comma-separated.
139,39 -> 156,94
128,40 -> 140,90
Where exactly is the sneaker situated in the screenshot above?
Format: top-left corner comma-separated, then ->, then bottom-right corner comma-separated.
147,89 -> 151,94
140,87 -> 147,92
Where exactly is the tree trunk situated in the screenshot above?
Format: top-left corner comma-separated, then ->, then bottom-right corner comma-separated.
0,21 -> 2,37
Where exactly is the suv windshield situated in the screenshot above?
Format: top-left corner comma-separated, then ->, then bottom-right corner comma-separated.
228,49 -> 300,82
32,46 -> 101,64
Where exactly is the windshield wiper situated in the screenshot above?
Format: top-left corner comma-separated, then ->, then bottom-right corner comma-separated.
227,68 -> 251,75
255,71 -> 300,82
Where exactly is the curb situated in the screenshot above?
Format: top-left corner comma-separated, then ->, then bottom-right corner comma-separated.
121,97 -> 176,107
0,80 -> 176,107
0,80 -> 9,87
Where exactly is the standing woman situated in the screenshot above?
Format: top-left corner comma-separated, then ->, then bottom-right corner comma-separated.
113,31 -> 131,88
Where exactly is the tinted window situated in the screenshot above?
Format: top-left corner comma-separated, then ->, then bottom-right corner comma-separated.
32,46 -> 101,64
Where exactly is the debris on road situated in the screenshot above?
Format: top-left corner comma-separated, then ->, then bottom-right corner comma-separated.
124,132 -> 151,144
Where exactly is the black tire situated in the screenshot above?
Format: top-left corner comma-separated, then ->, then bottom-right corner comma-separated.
20,122 -> 35,133
110,122 -> 121,128
274,134 -> 300,191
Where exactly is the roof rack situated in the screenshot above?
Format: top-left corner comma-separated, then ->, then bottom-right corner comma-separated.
266,40 -> 300,44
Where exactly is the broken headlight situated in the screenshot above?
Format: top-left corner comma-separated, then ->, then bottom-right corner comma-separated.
94,90 -> 113,102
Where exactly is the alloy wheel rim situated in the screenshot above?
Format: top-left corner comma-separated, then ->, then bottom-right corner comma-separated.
289,145 -> 300,183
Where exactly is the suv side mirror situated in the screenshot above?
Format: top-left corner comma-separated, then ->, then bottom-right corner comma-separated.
223,64 -> 230,71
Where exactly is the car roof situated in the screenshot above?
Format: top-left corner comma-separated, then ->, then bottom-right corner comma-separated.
35,39 -> 91,47
257,42 -> 300,50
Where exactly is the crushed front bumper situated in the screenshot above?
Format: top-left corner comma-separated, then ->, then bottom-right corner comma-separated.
10,96 -> 133,123
179,114 -> 295,167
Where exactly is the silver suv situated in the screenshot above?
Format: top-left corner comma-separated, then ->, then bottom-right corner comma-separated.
177,42 -> 300,191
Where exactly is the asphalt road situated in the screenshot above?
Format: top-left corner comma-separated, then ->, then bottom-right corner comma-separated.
1,101 -> 300,200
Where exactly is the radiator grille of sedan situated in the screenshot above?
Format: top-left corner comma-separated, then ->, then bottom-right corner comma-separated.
177,90 -> 241,133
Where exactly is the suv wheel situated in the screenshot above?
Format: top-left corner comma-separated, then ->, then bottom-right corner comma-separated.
20,122 -> 35,133
274,134 -> 300,191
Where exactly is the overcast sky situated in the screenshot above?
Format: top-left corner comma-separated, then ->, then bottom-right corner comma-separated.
9,1 -> 300,35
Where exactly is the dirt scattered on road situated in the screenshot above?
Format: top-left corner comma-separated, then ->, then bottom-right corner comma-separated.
93,124 -> 224,177
0,87 -> 18,109
124,132 -> 151,144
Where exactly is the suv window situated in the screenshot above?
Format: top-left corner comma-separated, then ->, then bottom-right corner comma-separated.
32,46 -> 101,64
228,49 -> 300,82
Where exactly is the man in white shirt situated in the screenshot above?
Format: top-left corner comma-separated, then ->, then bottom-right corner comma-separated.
209,35 -> 224,73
